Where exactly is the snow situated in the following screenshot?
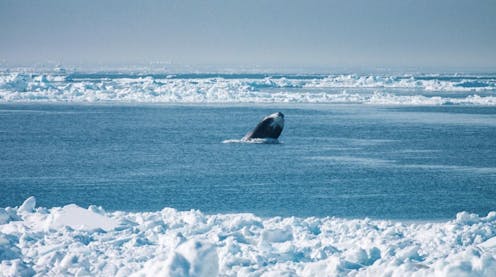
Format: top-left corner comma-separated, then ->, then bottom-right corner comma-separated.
1,71 -> 496,105
45,204 -> 118,232
1,197 -> 496,276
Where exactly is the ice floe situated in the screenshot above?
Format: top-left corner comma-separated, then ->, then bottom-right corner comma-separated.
1,72 -> 496,105
1,197 -> 496,276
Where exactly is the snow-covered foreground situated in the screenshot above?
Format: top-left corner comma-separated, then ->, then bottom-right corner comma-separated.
1,197 -> 496,276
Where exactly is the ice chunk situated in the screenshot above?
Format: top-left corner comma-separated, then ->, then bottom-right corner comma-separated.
479,236 -> 496,249
262,227 -> 293,243
0,209 -> 10,225
132,240 -> 218,277
0,259 -> 35,277
176,240 -> 219,277
455,211 -> 481,225
18,196 -> 36,214
0,234 -> 21,261
45,204 -> 117,231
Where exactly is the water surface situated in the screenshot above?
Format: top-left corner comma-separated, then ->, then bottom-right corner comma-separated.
1,104 -> 495,219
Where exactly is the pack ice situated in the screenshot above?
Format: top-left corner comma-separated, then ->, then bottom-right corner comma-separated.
1,197 -> 496,276
1,72 -> 496,105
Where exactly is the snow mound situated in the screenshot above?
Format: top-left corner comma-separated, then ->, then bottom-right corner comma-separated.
45,204 -> 118,231
1,198 -> 496,276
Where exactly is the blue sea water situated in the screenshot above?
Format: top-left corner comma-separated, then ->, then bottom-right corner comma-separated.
1,103 -> 495,219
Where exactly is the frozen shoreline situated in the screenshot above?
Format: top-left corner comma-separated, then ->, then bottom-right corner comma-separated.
1,197 -> 495,276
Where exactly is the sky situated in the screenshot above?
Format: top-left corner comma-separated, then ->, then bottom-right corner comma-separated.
1,0 -> 495,70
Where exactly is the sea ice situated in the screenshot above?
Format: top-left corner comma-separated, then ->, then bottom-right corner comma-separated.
0,197 -> 496,276
1,71 -> 496,105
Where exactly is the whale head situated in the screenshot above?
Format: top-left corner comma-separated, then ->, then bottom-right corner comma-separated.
265,112 -> 284,128
243,112 -> 285,140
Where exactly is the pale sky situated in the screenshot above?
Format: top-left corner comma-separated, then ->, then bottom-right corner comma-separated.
1,0 -> 495,70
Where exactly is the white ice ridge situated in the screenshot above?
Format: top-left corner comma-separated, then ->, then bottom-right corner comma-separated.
1,72 -> 496,105
1,197 -> 496,276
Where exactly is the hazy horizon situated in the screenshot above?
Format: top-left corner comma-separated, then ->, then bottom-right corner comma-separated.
1,0 -> 495,70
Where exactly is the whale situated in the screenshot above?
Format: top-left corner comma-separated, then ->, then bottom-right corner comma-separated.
242,112 -> 284,141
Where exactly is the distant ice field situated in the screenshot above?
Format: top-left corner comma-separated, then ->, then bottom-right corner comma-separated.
1,103 -> 495,220
1,71 -> 496,104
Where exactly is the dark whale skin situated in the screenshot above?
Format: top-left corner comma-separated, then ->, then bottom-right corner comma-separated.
242,112 -> 284,140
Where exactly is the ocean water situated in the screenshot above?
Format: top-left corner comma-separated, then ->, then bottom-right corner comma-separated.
1,101 -> 495,219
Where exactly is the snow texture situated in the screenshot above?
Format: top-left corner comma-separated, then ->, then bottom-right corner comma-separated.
1,197 -> 496,276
